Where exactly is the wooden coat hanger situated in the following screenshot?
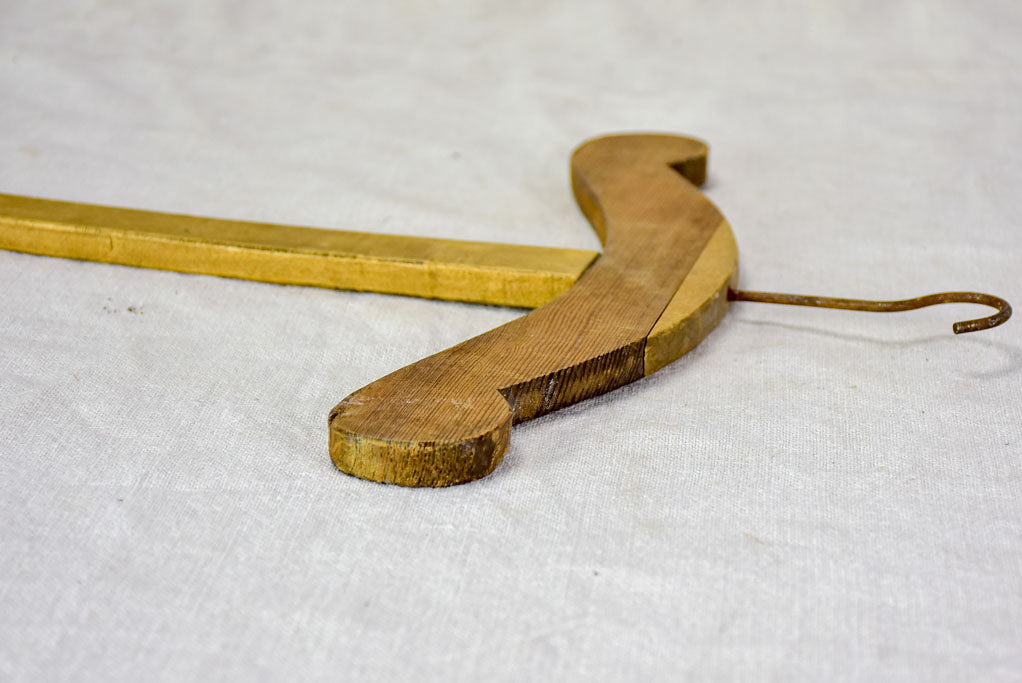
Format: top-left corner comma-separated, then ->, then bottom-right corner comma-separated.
0,133 -> 1010,487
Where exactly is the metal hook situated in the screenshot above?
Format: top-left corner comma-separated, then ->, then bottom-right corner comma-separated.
727,289 -> 1012,334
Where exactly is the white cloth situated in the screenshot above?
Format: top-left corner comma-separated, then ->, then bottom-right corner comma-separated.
2,2 -> 1020,680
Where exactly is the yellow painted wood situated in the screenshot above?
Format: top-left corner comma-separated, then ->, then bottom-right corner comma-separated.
645,220 -> 739,374
0,193 -> 598,309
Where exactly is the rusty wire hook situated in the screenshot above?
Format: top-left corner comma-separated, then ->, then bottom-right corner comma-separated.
728,289 -> 1012,334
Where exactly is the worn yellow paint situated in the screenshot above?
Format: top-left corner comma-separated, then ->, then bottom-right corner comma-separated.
645,220 -> 739,374
0,193 -> 598,309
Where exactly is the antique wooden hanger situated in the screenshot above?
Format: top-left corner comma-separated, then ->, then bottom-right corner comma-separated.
0,133 -> 1010,486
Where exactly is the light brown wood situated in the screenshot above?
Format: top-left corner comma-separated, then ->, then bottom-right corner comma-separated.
330,134 -> 739,486
0,133 -> 739,487
0,193 -> 597,308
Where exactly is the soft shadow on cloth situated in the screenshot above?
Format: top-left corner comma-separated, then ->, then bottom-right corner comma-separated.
732,317 -> 1022,379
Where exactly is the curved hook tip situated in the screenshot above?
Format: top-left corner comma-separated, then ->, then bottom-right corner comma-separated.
950,294 -> 1011,334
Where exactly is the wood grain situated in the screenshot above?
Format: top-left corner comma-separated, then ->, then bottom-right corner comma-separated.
330,134 -> 739,486
0,193 -> 597,308
0,133 -> 739,487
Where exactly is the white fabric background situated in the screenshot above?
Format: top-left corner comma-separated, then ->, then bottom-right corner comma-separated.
2,2 -> 1020,680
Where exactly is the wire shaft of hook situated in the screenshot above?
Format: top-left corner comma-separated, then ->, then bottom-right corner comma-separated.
727,289 -> 1012,334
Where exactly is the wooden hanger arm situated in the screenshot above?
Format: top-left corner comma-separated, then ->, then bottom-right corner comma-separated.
330,134 -> 739,486
0,193 -> 597,308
